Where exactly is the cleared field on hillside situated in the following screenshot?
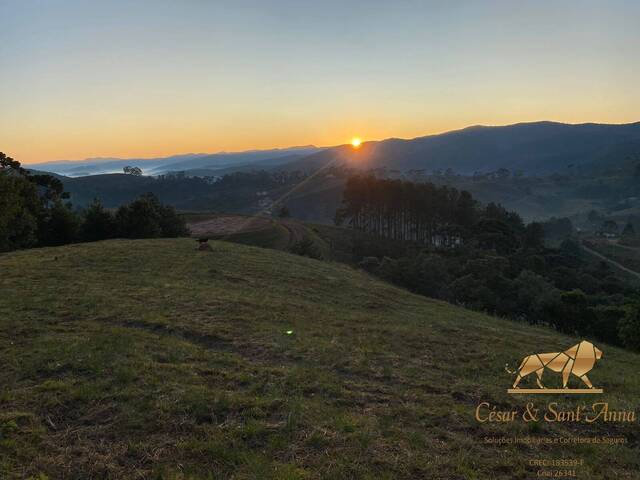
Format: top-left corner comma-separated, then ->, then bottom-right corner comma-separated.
1,239 -> 639,479
186,214 -> 331,257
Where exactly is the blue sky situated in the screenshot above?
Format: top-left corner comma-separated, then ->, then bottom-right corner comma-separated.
1,0 -> 638,162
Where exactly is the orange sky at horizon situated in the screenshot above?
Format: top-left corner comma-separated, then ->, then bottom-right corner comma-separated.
2,1 -> 639,164
11,111 -> 640,165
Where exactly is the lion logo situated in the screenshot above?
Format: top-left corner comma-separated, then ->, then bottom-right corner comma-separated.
507,340 -> 603,393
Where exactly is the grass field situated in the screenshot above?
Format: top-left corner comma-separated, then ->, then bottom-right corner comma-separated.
1,239 -> 639,479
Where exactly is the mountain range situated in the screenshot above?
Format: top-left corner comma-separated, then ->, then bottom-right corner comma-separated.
30,121 -> 640,179
284,121 -> 640,175
29,146 -> 321,177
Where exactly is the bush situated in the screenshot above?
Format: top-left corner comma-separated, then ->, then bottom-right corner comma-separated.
39,201 -> 81,246
290,237 -> 322,260
358,256 -> 380,271
115,195 -> 162,238
81,199 -> 116,242
158,204 -> 189,237
115,193 -> 187,239
1,152 -> 72,251
548,289 -> 595,335
618,305 -> 640,351
412,253 -> 453,298
589,306 -> 625,346
277,205 -> 290,218
0,172 -> 39,251
512,270 -> 561,324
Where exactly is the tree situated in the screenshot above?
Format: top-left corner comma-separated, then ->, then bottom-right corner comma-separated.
512,270 -> 560,324
0,171 -> 39,251
158,204 -> 188,237
559,239 -> 582,258
618,305 -> 640,351
290,237 -> 322,259
0,152 -> 73,251
549,289 -> 593,334
39,200 -> 81,246
473,218 -> 519,254
277,205 -> 290,218
495,168 -> 510,180
81,199 -> 116,242
600,220 -> 618,235
590,306 -> 625,346
542,217 -> 573,240
339,176 -> 479,245
123,166 -> 143,176
622,222 -> 636,237
115,193 -> 187,238
587,210 -> 602,225
454,190 -> 477,233
116,194 -> 162,238
523,222 -> 545,250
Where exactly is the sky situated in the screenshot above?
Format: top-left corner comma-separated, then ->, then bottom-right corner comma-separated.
1,0 -> 639,164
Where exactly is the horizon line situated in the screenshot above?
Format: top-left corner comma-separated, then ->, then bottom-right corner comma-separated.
19,118 -> 640,165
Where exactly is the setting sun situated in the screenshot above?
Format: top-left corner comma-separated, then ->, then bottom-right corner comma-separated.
351,137 -> 362,148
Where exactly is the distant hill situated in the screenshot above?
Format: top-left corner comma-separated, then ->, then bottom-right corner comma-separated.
29,146 -> 322,177
283,121 -> 640,175
153,147 -> 320,175
30,121 -> 640,179
161,153 -> 311,178
1,238 -> 639,478
28,121 -> 640,222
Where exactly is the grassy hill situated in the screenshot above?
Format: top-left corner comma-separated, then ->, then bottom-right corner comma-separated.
1,239 -> 639,479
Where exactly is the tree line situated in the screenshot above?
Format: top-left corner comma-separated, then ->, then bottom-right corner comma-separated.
0,153 -> 187,252
335,174 -> 543,252
335,174 -> 640,351
335,175 -> 476,245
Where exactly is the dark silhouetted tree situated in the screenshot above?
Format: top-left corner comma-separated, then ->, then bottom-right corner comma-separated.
622,222 -> 636,237
290,237 -> 322,259
39,201 -> 81,246
115,193 -> 187,238
81,199 -> 116,242
123,166 -> 143,176
618,305 -> 640,351
277,205 -> 290,218
0,152 -> 74,250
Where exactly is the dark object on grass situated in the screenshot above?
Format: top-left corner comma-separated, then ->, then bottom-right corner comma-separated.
358,256 -> 381,271
197,238 -> 212,251
289,237 -> 322,259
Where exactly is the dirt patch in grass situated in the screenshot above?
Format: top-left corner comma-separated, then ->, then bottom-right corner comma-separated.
188,215 -> 272,237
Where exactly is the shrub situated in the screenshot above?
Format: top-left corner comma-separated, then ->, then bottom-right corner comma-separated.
0,172 -> 39,251
81,199 -> 116,242
277,205 -> 290,218
512,270 -> 561,324
290,237 -> 322,260
115,193 -> 187,239
618,305 -> 640,351
158,204 -> 189,237
589,306 -> 625,346
358,256 -> 380,271
38,201 -> 81,246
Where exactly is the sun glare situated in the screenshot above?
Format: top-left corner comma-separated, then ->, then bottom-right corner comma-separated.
351,137 -> 362,148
